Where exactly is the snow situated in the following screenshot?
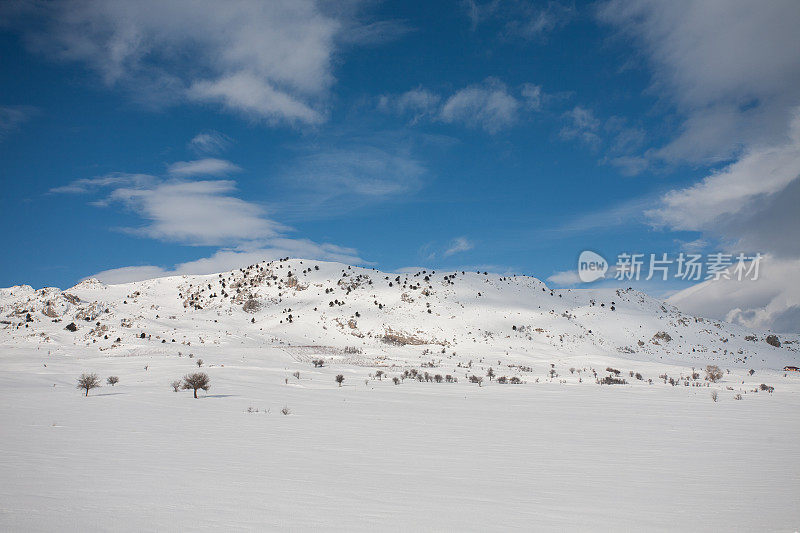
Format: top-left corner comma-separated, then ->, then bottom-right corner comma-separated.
1,258 -> 798,530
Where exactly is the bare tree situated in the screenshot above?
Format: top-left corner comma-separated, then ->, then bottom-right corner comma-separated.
77,373 -> 101,396
171,380 -> 182,392
182,372 -> 210,398
106,376 -> 119,386
336,374 -> 345,387
196,359 -> 204,367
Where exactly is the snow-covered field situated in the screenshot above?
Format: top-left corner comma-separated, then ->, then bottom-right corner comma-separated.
1,259 -> 798,531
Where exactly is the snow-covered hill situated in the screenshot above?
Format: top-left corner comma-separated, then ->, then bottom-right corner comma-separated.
2,259 -> 799,531
2,258 -> 796,370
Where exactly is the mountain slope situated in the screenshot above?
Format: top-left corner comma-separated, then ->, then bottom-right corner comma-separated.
2,258 -> 796,370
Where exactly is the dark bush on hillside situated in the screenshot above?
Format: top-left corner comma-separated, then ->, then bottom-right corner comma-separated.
765,335 -> 781,348
65,322 -> 78,332
600,375 -> 627,385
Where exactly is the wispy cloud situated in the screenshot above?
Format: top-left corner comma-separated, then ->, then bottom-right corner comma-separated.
443,236 -> 475,257
380,79 -> 545,133
0,105 -> 36,140
559,106 -> 601,148
49,173 -> 155,194
464,0 -> 575,40
440,79 -> 521,133
167,158 -> 241,177
188,130 -> 231,155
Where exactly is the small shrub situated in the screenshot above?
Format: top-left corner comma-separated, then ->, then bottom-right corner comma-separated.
496,376 -> 508,384
711,390 -> 718,402
468,375 -> 483,386
106,376 -> 119,386
634,373 -> 643,380
336,374 -> 345,387
734,393 -> 743,400
65,322 -> 78,332
312,358 -> 325,368
606,367 -> 621,376
759,383 -> 774,393
392,377 -> 400,385
599,375 -> 627,385
171,380 -> 182,392
292,371 -> 300,380
281,406 -> 291,415
196,359 -> 204,367
705,365 -> 723,383
509,376 -> 522,384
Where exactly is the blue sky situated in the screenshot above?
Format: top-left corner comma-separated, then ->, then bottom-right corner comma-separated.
1,1 -> 798,331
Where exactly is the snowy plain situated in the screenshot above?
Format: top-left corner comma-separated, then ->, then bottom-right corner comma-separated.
1,258 -> 798,531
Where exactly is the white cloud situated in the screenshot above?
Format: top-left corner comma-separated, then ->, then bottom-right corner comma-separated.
598,0 -> 800,164
167,158 -> 242,177
668,256 -> 800,333
4,0 -> 345,124
595,0 -> 800,331
108,180 -> 285,246
546,269 -> 581,286
443,237 -> 474,257
440,79 -> 520,133
187,72 -> 324,124
647,108 -> 800,257
188,131 -> 231,155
